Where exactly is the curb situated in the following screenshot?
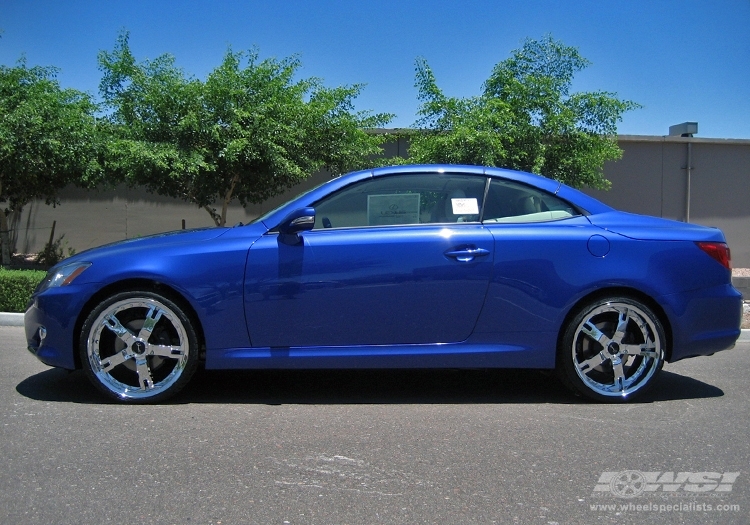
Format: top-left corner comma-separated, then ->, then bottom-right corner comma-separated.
0,312 -> 24,327
733,276 -> 750,299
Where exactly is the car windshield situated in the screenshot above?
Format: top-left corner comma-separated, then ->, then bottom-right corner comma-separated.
247,177 -> 337,226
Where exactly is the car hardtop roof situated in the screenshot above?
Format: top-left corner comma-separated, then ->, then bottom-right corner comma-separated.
368,164 -> 613,216
261,164 -> 612,228
370,164 -> 558,190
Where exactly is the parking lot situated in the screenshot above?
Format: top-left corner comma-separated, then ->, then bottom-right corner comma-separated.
1,325 -> 748,524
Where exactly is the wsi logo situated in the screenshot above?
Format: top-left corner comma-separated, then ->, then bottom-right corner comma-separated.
594,471 -> 740,498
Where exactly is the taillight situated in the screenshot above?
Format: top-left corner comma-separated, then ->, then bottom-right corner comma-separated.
696,242 -> 731,270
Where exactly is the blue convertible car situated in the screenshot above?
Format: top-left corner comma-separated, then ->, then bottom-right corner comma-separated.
25,165 -> 742,403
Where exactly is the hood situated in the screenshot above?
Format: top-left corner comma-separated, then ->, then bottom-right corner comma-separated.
587,211 -> 726,242
62,227 -> 231,264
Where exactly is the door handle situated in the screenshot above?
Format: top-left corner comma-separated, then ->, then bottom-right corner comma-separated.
444,247 -> 490,262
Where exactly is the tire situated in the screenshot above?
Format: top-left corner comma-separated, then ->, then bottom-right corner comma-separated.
557,296 -> 666,402
80,291 -> 199,403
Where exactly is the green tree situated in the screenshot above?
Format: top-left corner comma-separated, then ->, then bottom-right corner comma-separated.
0,60 -> 102,266
409,36 -> 639,189
99,33 -> 393,227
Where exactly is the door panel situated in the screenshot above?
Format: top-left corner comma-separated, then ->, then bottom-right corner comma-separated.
245,225 -> 494,347
476,216 -> 600,335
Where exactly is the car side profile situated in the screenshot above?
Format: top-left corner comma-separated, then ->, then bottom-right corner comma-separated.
24,165 -> 743,403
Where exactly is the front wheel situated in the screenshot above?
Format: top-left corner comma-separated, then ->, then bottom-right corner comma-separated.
80,291 -> 199,403
557,297 -> 666,402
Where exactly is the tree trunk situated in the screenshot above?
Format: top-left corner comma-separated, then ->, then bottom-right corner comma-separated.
219,173 -> 241,228
0,209 -> 11,267
0,178 -> 6,265
203,205 -> 222,227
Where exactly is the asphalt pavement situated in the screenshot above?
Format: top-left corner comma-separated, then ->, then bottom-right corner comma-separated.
1,325 -> 749,525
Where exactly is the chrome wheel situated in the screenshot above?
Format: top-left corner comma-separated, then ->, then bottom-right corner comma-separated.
81,292 -> 199,402
558,297 -> 665,402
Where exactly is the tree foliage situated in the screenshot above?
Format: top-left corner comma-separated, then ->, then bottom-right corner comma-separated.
0,60 -> 101,265
408,36 -> 639,189
99,33 -> 393,226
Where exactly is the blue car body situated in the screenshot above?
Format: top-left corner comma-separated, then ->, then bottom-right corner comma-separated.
25,165 -> 742,385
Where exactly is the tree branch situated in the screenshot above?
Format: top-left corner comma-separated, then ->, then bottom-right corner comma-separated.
203,205 -> 222,227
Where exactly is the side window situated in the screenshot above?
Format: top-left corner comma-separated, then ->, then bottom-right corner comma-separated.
313,173 -> 487,229
482,179 -> 580,223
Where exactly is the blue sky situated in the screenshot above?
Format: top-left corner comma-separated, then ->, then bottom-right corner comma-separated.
2,0 -> 749,139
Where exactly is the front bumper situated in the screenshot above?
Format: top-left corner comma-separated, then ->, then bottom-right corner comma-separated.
24,282 -> 99,370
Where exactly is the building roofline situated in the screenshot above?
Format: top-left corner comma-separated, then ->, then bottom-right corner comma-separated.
369,128 -> 750,145
617,134 -> 750,145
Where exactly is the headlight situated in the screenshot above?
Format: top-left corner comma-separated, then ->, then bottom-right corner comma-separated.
38,262 -> 92,292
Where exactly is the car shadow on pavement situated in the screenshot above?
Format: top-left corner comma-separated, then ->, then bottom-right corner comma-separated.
16,367 -> 723,405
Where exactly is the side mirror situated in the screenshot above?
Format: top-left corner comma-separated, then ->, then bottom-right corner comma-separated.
278,207 -> 315,244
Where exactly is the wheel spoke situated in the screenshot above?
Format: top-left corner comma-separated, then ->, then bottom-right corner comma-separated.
137,306 -> 164,342
578,351 -> 609,372
102,313 -> 137,347
580,321 -> 611,348
135,357 -> 154,390
611,358 -> 626,391
611,308 -> 630,344
148,344 -> 184,359
621,343 -> 657,358
99,349 -> 132,372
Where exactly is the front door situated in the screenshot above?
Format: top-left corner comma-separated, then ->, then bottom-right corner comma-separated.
244,172 -> 494,348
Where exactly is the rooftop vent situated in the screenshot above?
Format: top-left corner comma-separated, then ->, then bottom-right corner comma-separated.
669,122 -> 698,137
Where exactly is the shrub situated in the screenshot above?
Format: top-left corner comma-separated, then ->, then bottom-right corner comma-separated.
36,234 -> 75,268
0,268 -> 47,313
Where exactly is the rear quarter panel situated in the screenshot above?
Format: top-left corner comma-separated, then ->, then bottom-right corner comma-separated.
474,217 -> 740,363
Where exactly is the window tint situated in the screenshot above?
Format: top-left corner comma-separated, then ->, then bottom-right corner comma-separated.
313,173 -> 487,229
482,179 -> 580,224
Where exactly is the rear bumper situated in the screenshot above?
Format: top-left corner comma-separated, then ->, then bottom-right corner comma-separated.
660,283 -> 743,362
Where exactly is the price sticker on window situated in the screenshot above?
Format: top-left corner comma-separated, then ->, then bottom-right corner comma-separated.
451,198 -> 479,215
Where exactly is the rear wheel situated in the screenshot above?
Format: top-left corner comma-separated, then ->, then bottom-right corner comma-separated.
80,291 -> 199,403
557,297 -> 665,402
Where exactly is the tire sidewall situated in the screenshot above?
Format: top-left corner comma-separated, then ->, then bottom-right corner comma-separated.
557,296 -> 666,403
79,290 -> 199,403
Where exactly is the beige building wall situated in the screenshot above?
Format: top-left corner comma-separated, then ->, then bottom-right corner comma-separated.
584,136 -> 750,266
10,134 -> 750,266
